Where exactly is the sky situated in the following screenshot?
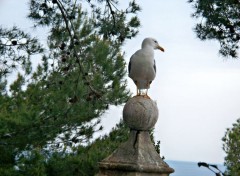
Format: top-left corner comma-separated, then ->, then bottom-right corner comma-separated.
1,0 -> 240,164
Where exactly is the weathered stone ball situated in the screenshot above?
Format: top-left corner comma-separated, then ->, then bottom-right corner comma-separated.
123,96 -> 158,130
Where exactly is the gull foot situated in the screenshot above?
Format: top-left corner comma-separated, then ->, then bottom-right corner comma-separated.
142,94 -> 151,99
133,94 -> 151,99
135,94 -> 151,99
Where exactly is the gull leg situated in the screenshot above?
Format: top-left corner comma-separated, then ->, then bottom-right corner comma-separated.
137,82 -> 139,96
136,81 -> 140,96
134,81 -> 138,96
143,82 -> 151,99
143,90 -> 150,99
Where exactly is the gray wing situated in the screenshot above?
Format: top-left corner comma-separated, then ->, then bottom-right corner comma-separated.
128,59 -> 131,74
153,59 -> 156,74
149,60 -> 156,85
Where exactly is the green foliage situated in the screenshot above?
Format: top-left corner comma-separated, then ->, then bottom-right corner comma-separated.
150,129 -> 161,155
222,118 -> 240,176
0,0 -> 141,175
17,149 -> 47,176
189,0 -> 240,58
0,26 -> 44,77
12,122 -> 129,176
28,0 -> 141,44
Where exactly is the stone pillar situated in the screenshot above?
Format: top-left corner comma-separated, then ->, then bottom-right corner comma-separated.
98,96 -> 174,176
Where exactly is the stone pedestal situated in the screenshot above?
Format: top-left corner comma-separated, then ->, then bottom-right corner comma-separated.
98,96 -> 174,176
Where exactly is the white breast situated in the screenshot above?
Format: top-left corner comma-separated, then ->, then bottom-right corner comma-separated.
129,48 -> 156,89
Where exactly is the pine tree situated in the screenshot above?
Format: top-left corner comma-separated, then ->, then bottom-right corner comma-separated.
189,0 -> 240,58
0,0 -> 141,174
222,119 -> 240,176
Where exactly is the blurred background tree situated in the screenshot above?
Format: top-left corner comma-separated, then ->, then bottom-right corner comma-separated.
189,0 -> 240,58
0,0 -> 141,175
222,119 -> 240,176
189,1 -> 240,175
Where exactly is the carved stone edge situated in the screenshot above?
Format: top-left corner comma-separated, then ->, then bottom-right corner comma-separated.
99,161 -> 174,174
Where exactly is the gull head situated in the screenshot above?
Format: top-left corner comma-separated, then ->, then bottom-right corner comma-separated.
141,37 -> 164,52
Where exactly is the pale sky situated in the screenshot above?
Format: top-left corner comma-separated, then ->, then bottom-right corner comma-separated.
1,0 -> 240,164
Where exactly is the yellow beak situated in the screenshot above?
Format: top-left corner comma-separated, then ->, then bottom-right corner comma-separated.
157,45 -> 165,52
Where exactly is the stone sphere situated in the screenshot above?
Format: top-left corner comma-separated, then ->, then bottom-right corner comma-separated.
123,96 -> 158,130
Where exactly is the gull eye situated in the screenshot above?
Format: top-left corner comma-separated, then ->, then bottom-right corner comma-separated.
154,40 -> 157,43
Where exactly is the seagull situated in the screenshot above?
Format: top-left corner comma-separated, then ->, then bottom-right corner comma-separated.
128,37 -> 164,98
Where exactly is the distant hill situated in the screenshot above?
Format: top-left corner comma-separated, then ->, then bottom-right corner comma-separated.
166,160 -> 226,176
